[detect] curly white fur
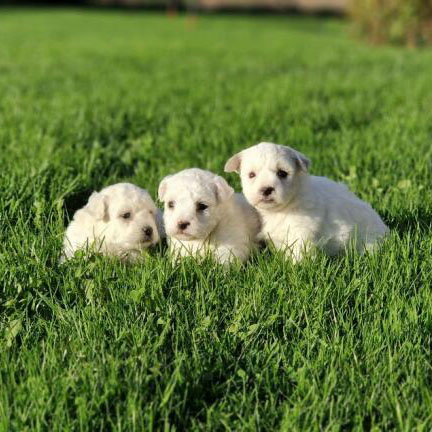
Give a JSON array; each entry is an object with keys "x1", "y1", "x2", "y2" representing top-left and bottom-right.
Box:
[
  {"x1": 225, "y1": 142, "x2": 388, "y2": 261},
  {"x1": 158, "y1": 168, "x2": 261, "y2": 265},
  {"x1": 62, "y1": 183, "x2": 164, "y2": 262}
]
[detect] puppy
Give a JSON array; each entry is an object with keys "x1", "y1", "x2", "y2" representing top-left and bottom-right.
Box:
[
  {"x1": 225, "y1": 142, "x2": 388, "y2": 261},
  {"x1": 158, "y1": 168, "x2": 261, "y2": 265},
  {"x1": 62, "y1": 183, "x2": 163, "y2": 262}
]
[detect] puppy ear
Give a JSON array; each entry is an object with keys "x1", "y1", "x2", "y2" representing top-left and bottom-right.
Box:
[
  {"x1": 281, "y1": 147, "x2": 310, "y2": 173},
  {"x1": 224, "y1": 152, "x2": 242, "y2": 173},
  {"x1": 85, "y1": 191, "x2": 109, "y2": 221},
  {"x1": 293, "y1": 150, "x2": 310, "y2": 172},
  {"x1": 214, "y1": 175, "x2": 234, "y2": 203},
  {"x1": 158, "y1": 175, "x2": 172, "y2": 202}
]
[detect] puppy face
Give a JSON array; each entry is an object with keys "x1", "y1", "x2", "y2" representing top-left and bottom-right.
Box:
[
  {"x1": 81, "y1": 183, "x2": 161, "y2": 254},
  {"x1": 158, "y1": 168, "x2": 233, "y2": 241},
  {"x1": 225, "y1": 142, "x2": 310, "y2": 211}
]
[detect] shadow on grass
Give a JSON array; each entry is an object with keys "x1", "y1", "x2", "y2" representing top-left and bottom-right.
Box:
[
  {"x1": 63, "y1": 188, "x2": 94, "y2": 223},
  {"x1": 382, "y1": 207, "x2": 432, "y2": 234},
  {"x1": 63, "y1": 157, "x2": 138, "y2": 223}
]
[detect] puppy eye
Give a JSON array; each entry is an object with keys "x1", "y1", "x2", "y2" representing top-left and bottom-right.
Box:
[
  {"x1": 168, "y1": 201, "x2": 175, "y2": 209},
  {"x1": 249, "y1": 172, "x2": 256, "y2": 179},
  {"x1": 196, "y1": 202, "x2": 208, "y2": 212},
  {"x1": 277, "y1": 170, "x2": 288, "y2": 179},
  {"x1": 121, "y1": 212, "x2": 131, "y2": 219}
]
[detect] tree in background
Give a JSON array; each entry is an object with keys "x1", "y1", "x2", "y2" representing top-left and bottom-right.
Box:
[{"x1": 351, "y1": 0, "x2": 432, "y2": 46}]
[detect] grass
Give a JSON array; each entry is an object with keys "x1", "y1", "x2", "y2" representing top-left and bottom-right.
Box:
[{"x1": 1, "y1": 8, "x2": 432, "y2": 431}]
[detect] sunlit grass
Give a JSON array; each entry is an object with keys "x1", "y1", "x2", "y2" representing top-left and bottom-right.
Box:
[{"x1": 1, "y1": 9, "x2": 432, "y2": 430}]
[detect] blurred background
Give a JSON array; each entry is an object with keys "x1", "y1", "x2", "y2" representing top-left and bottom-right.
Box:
[
  {"x1": 0, "y1": 0, "x2": 348, "y2": 12},
  {"x1": 2, "y1": 0, "x2": 431, "y2": 46},
  {"x1": 69, "y1": 0, "x2": 347, "y2": 13}
]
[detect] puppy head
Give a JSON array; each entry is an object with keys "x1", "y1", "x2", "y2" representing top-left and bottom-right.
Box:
[
  {"x1": 158, "y1": 168, "x2": 234, "y2": 241},
  {"x1": 80, "y1": 183, "x2": 161, "y2": 255},
  {"x1": 225, "y1": 142, "x2": 310, "y2": 210}
]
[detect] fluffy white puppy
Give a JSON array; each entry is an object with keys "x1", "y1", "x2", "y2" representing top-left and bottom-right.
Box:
[
  {"x1": 158, "y1": 168, "x2": 261, "y2": 265},
  {"x1": 225, "y1": 142, "x2": 388, "y2": 261},
  {"x1": 62, "y1": 183, "x2": 163, "y2": 262}
]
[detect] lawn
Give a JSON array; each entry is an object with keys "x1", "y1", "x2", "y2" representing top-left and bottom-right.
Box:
[{"x1": 1, "y1": 8, "x2": 432, "y2": 431}]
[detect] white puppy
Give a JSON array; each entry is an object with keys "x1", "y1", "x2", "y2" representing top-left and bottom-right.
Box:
[
  {"x1": 62, "y1": 183, "x2": 163, "y2": 262},
  {"x1": 158, "y1": 168, "x2": 261, "y2": 265},
  {"x1": 225, "y1": 142, "x2": 388, "y2": 261}
]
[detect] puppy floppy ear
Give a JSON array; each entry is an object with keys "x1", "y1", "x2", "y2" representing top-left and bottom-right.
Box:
[
  {"x1": 158, "y1": 175, "x2": 172, "y2": 202},
  {"x1": 281, "y1": 147, "x2": 310, "y2": 173},
  {"x1": 85, "y1": 192, "x2": 109, "y2": 221},
  {"x1": 214, "y1": 175, "x2": 234, "y2": 203},
  {"x1": 293, "y1": 150, "x2": 310, "y2": 172},
  {"x1": 224, "y1": 152, "x2": 242, "y2": 174}
]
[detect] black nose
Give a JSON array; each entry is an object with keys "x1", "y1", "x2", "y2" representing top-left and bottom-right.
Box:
[
  {"x1": 178, "y1": 221, "x2": 190, "y2": 231},
  {"x1": 261, "y1": 187, "x2": 274, "y2": 197},
  {"x1": 143, "y1": 226, "x2": 153, "y2": 238}
]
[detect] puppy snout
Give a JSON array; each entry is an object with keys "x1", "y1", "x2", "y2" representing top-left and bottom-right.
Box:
[
  {"x1": 143, "y1": 226, "x2": 153, "y2": 239},
  {"x1": 261, "y1": 187, "x2": 275, "y2": 197},
  {"x1": 177, "y1": 221, "x2": 190, "y2": 231}
]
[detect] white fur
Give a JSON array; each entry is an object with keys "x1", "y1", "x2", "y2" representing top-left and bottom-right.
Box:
[
  {"x1": 62, "y1": 183, "x2": 164, "y2": 262},
  {"x1": 225, "y1": 142, "x2": 388, "y2": 261},
  {"x1": 158, "y1": 168, "x2": 261, "y2": 265}
]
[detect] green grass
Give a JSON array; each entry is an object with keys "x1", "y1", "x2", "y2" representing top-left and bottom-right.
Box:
[{"x1": 1, "y1": 8, "x2": 432, "y2": 431}]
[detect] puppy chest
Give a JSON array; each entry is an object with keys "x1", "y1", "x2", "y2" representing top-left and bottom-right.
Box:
[{"x1": 262, "y1": 213, "x2": 320, "y2": 243}]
